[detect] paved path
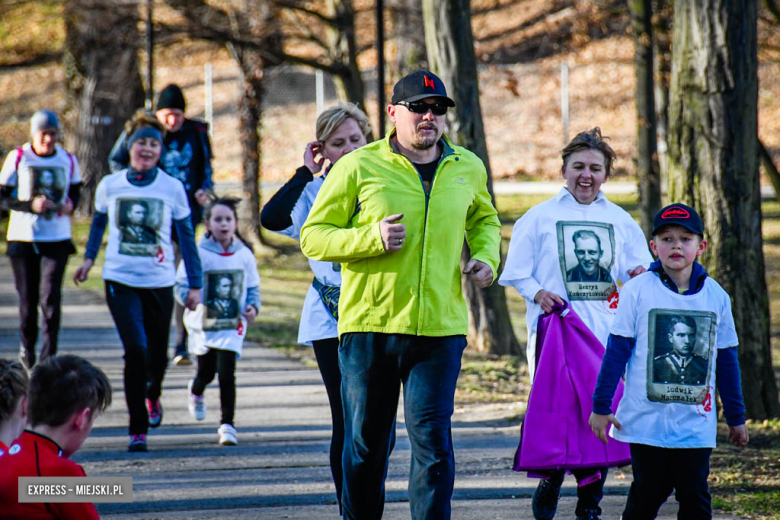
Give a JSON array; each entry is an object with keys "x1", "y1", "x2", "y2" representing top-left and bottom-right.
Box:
[{"x1": 0, "y1": 256, "x2": 741, "y2": 519}]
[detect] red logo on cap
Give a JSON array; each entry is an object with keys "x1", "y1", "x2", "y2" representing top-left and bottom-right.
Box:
[
  {"x1": 661, "y1": 207, "x2": 690, "y2": 220},
  {"x1": 424, "y1": 75, "x2": 435, "y2": 89}
]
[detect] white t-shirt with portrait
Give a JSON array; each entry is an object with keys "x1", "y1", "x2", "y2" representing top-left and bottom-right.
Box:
[
  {"x1": 498, "y1": 188, "x2": 653, "y2": 376},
  {"x1": 95, "y1": 168, "x2": 190, "y2": 288},
  {"x1": 0, "y1": 143, "x2": 81, "y2": 242},
  {"x1": 177, "y1": 238, "x2": 260, "y2": 357},
  {"x1": 609, "y1": 272, "x2": 739, "y2": 448}
]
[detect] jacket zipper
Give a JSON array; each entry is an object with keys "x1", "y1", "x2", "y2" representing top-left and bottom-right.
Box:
[{"x1": 402, "y1": 153, "x2": 452, "y2": 335}]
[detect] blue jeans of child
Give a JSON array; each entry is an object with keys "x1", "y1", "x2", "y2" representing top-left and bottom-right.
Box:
[
  {"x1": 622, "y1": 443, "x2": 713, "y2": 520},
  {"x1": 339, "y1": 333, "x2": 467, "y2": 520}
]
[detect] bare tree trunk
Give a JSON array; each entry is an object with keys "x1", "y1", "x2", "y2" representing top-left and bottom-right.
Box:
[
  {"x1": 422, "y1": 0, "x2": 520, "y2": 356},
  {"x1": 63, "y1": 0, "x2": 145, "y2": 213},
  {"x1": 667, "y1": 0, "x2": 780, "y2": 419},
  {"x1": 389, "y1": 0, "x2": 427, "y2": 82},
  {"x1": 233, "y1": 46, "x2": 267, "y2": 246},
  {"x1": 630, "y1": 0, "x2": 661, "y2": 237},
  {"x1": 651, "y1": 0, "x2": 672, "y2": 179},
  {"x1": 326, "y1": 0, "x2": 366, "y2": 112}
]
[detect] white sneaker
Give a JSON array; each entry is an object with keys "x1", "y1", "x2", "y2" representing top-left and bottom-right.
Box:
[
  {"x1": 218, "y1": 424, "x2": 237, "y2": 446},
  {"x1": 188, "y1": 380, "x2": 206, "y2": 421}
]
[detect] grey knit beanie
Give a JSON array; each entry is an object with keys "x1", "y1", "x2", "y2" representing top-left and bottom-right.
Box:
[{"x1": 30, "y1": 110, "x2": 59, "y2": 137}]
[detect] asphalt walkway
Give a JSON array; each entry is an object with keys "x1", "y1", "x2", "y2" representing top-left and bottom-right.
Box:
[{"x1": 0, "y1": 255, "x2": 740, "y2": 519}]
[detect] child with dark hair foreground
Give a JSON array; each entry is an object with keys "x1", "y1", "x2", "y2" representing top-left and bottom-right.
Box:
[
  {"x1": 175, "y1": 197, "x2": 260, "y2": 446},
  {"x1": 590, "y1": 203, "x2": 748, "y2": 520},
  {"x1": 0, "y1": 355, "x2": 112, "y2": 520},
  {"x1": 0, "y1": 359, "x2": 29, "y2": 453}
]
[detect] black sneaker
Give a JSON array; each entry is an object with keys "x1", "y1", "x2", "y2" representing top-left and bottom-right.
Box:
[
  {"x1": 576, "y1": 509, "x2": 601, "y2": 520},
  {"x1": 128, "y1": 434, "x2": 147, "y2": 452},
  {"x1": 532, "y1": 474, "x2": 564, "y2": 520},
  {"x1": 147, "y1": 399, "x2": 163, "y2": 428}
]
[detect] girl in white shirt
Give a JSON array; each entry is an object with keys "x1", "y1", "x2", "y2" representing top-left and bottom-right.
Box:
[
  {"x1": 0, "y1": 110, "x2": 81, "y2": 369},
  {"x1": 175, "y1": 197, "x2": 260, "y2": 446}
]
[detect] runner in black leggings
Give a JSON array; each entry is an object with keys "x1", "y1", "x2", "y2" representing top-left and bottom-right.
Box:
[{"x1": 261, "y1": 103, "x2": 371, "y2": 510}]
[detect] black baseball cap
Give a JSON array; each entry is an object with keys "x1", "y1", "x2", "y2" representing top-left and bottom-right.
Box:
[
  {"x1": 391, "y1": 70, "x2": 455, "y2": 107},
  {"x1": 652, "y1": 203, "x2": 704, "y2": 236}
]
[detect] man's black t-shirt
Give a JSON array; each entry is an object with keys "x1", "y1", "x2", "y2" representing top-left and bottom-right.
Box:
[{"x1": 413, "y1": 158, "x2": 439, "y2": 193}]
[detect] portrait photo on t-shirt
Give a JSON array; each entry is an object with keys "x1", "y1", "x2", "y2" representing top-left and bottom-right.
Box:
[
  {"x1": 204, "y1": 270, "x2": 243, "y2": 331},
  {"x1": 116, "y1": 198, "x2": 163, "y2": 256},
  {"x1": 646, "y1": 309, "x2": 716, "y2": 404},
  {"x1": 556, "y1": 220, "x2": 616, "y2": 301},
  {"x1": 30, "y1": 166, "x2": 67, "y2": 203}
]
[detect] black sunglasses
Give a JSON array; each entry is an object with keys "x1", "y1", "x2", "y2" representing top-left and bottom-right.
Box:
[{"x1": 396, "y1": 100, "x2": 449, "y2": 116}]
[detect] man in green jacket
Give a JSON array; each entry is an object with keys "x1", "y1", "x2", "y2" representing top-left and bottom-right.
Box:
[{"x1": 301, "y1": 70, "x2": 501, "y2": 519}]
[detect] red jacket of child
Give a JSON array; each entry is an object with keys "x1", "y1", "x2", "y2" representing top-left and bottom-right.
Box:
[{"x1": 0, "y1": 430, "x2": 99, "y2": 519}]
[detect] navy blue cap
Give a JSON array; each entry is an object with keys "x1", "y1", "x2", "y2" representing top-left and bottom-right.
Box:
[
  {"x1": 391, "y1": 70, "x2": 455, "y2": 107},
  {"x1": 652, "y1": 203, "x2": 703, "y2": 236}
]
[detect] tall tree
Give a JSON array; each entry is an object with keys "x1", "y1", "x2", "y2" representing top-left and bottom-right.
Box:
[
  {"x1": 63, "y1": 0, "x2": 145, "y2": 212},
  {"x1": 667, "y1": 0, "x2": 780, "y2": 418},
  {"x1": 629, "y1": 0, "x2": 661, "y2": 237},
  {"x1": 651, "y1": 0, "x2": 673, "y2": 178},
  {"x1": 422, "y1": 0, "x2": 520, "y2": 356}
]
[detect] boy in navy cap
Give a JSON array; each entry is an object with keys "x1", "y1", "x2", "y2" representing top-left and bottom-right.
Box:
[{"x1": 589, "y1": 203, "x2": 749, "y2": 519}]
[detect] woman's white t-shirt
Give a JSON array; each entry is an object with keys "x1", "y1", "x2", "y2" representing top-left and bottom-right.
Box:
[
  {"x1": 177, "y1": 239, "x2": 260, "y2": 358},
  {"x1": 0, "y1": 143, "x2": 81, "y2": 242},
  {"x1": 499, "y1": 188, "x2": 653, "y2": 376},
  {"x1": 609, "y1": 273, "x2": 738, "y2": 448},
  {"x1": 273, "y1": 176, "x2": 341, "y2": 345},
  {"x1": 94, "y1": 168, "x2": 190, "y2": 288}
]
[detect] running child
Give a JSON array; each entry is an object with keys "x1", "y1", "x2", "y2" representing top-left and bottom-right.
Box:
[
  {"x1": 0, "y1": 355, "x2": 112, "y2": 519},
  {"x1": 176, "y1": 196, "x2": 260, "y2": 446},
  {"x1": 590, "y1": 203, "x2": 749, "y2": 519},
  {"x1": 0, "y1": 359, "x2": 29, "y2": 453}
]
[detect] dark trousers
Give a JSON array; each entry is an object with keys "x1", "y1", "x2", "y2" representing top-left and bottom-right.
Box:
[
  {"x1": 340, "y1": 333, "x2": 467, "y2": 520},
  {"x1": 191, "y1": 347, "x2": 237, "y2": 425},
  {"x1": 10, "y1": 252, "x2": 69, "y2": 365},
  {"x1": 105, "y1": 281, "x2": 173, "y2": 435},
  {"x1": 622, "y1": 443, "x2": 713, "y2": 520},
  {"x1": 313, "y1": 338, "x2": 344, "y2": 508}
]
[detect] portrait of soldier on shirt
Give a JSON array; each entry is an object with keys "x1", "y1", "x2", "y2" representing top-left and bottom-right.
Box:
[
  {"x1": 205, "y1": 272, "x2": 241, "y2": 327},
  {"x1": 652, "y1": 314, "x2": 709, "y2": 386}
]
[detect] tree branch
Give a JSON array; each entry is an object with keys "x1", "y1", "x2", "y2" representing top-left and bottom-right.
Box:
[
  {"x1": 765, "y1": 0, "x2": 780, "y2": 24},
  {"x1": 271, "y1": 0, "x2": 336, "y2": 26}
]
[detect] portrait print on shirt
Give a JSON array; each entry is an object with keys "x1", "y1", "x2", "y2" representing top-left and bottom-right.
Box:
[
  {"x1": 116, "y1": 198, "x2": 163, "y2": 256},
  {"x1": 556, "y1": 221, "x2": 616, "y2": 301},
  {"x1": 204, "y1": 270, "x2": 243, "y2": 331},
  {"x1": 30, "y1": 166, "x2": 67, "y2": 203},
  {"x1": 162, "y1": 141, "x2": 193, "y2": 186},
  {"x1": 647, "y1": 309, "x2": 716, "y2": 405}
]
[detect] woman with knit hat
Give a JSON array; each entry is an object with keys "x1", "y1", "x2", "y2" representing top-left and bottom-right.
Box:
[
  {"x1": 74, "y1": 110, "x2": 203, "y2": 453},
  {"x1": 109, "y1": 84, "x2": 215, "y2": 366},
  {"x1": 0, "y1": 110, "x2": 81, "y2": 369}
]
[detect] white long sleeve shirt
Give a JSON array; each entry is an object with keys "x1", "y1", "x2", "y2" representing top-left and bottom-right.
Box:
[{"x1": 499, "y1": 188, "x2": 653, "y2": 377}]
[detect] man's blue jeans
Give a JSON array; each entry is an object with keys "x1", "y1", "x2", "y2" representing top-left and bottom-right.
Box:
[{"x1": 339, "y1": 332, "x2": 467, "y2": 520}]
